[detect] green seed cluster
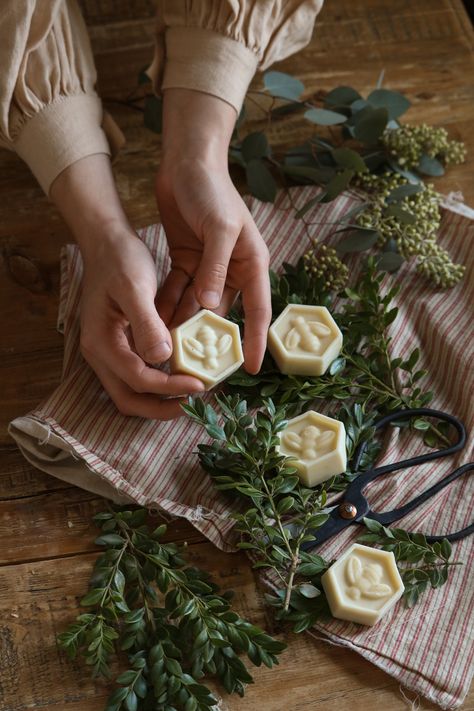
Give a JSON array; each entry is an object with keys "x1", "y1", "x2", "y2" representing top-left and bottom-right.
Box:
[
  {"x1": 303, "y1": 243, "x2": 349, "y2": 290},
  {"x1": 353, "y1": 172, "x2": 465, "y2": 289},
  {"x1": 416, "y1": 245, "x2": 466, "y2": 288},
  {"x1": 382, "y1": 124, "x2": 466, "y2": 168}
]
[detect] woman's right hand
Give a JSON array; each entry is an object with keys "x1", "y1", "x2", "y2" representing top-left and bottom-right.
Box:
[
  {"x1": 50, "y1": 154, "x2": 205, "y2": 419},
  {"x1": 79, "y1": 226, "x2": 205, "y2": 418}
]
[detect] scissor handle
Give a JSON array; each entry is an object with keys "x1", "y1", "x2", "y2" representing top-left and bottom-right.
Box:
[
  {"x1": 369, "y1": 462, "x2": 474, "y2": 541},
  {"x1": 352, "y1": 408, "x2": 466, "y2": 479}
]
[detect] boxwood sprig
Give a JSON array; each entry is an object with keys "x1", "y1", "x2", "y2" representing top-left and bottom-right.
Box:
[
  {"x1": 57, "y1": 508, "x2": 286, "y2": 710},
  {"x1": 359, "y1": 518, "x2": 461, "y2": 608}
]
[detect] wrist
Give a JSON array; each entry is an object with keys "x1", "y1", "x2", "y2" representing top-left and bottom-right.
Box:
[{"x1": 161, "y1": 88, "x2": 235, "y2": 169}]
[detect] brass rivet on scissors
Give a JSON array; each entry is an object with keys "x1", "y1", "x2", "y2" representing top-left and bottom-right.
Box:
[{"x1": 339, "y1": 502, "x2": 357, "y2": 519}]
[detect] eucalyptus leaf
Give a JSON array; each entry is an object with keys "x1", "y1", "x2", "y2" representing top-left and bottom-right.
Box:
[
  {"x1": 323, "y1": 169, "x2": 354, "y2": 201},
  {"x1": 387, "y1": 158, "x2": 422, "y2": 184},
  {"x1": 336, "y1": 229, "x2": 379, "y2": 253},
  {"x1": 331, "y1": 147, "x2": 367, "y2": 172},
  {"x1": 376, "y1": 251, "x2": 404, "y2": 272},
  {"x1": 304, "y1": 108, "x2": 347, "y2": 125},
  {"x1": 324, "y1": 86, "x2": 362, "y2": 107},
  {"x1": 282, "y1": 164, "x2": 335, "y2": 185},
  {"x1": 384, "y1": 205, "x2": 416, "y2": 223},
  {"x1": 367, "y1": 88, "x2": 411, "y2": 120},
  {"x1": 294, "y1": 196, "x2": 326, "y2": 218},
  {"x1": 241, "y1": 132, "x2": 271, "y2": 162},
  {"x1": 386, "y1": 182, "x2": 423, "y2": 203},
  {"x1": 417, "y1": 154, "x2": 445, "y2": 176},
  {"x1": 353, "y1": 107, "x2": 389, "y2": 144},
  {"x1": 263, "y1": 71, "x2": 304, "y2": 100},
  {"x1": 245, "y1": 159, "x2": 277, "y2": 202}
]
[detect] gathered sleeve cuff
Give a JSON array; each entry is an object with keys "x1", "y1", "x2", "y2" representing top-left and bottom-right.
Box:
[
  {"x1": 0, "y1": 0, "x2": 124, "y2": 194},
  {"x1": 13, "y1": 94, "x2": 111, "y2": 194},
  {"x1": 162, "y1": 26, "x2": 258, "y2": 115},
  {"x1": 150, "y1": 1, "x2": 324, "y2": 114}
]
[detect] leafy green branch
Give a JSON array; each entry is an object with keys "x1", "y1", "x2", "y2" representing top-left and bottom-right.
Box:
[
  {"x1": 57, "y1": 508, "x2": 286, "y2": 710},
  {"x1": 359, "y1": 518, "x2": 461, "y2": 607}
]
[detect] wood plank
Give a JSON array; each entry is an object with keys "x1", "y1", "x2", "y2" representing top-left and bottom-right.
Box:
[
  {"x1": 0, "y1": 449, "x2": 71, "y2": 499},
  {"x1": 0, "y1": 544, "x2": 445, "y2": 711},
  {"x1": 0, "y1": 489, "x2": 207, "y2": 566},
  {"x1": 0, "y1": 0, "x2": 473, "y2": 708}
]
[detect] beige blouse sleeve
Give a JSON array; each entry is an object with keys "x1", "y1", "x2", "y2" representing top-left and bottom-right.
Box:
[
  {"x1": 0, "y1": 0, "x2": 122, "y2": 195},
  {"x1": 150, "y1": 1, "x2": 324, "y2": 113}
]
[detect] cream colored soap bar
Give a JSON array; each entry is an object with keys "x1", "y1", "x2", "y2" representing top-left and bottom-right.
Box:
[
  {"x1": 277, "y1": 410, "x2": 346, "y2": 487},
  {"x1": 170, "y1": 309, "x2": 244, "y2": 389},
  {"x1": 268, "y1": 304, "x2": 342, "y2": 376},
  {"x1": 321, "y1": 543, "x2": 405, "y2": 626}
]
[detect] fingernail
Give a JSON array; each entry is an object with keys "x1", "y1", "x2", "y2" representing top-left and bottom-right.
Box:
[
  {"x1": 200, "y1": 290, "x2": 220, "y2": 309},
  {"x1": 148, "y1": 341, "x2": 171, "y2": 363}
]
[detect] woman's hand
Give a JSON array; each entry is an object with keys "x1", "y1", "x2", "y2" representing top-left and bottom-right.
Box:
[
  {"x1": 50, "y1": 155, "x2": 205, "y2": 419},
  {"x1": 156, "y1": 89, "x2": 272, "y2": 374}
]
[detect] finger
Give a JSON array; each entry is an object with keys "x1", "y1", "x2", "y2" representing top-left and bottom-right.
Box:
[
  {"x1": 156, "y1": 268, "x2": 192, "y2": 326},
  {"x1": 193, "y1": 220, "x2": 239, "y2": 309},
  {"x1": 169, "y1": 283, "x2": 201, "y2": 328},
  {"x1": 82, "y1": 325, "x2": 205, "y2": 396},
  {"x1": 240, "y1": 236, "x2": 271, "y2": 374},
  {"x1": 87, "y1": 358, "x2": 188, "y2": 420},
  {"x1": 120, "y1": 287, "x2": 173, "y2": 365},
  {"x1": 213, "y1": 286, "x2": 239, "y2": 317}
]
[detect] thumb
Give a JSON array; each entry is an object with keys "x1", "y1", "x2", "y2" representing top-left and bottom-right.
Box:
[
  {"x1": 122, "y1": 290, "x2": 172, "y2": 365},
  {"x1": 193, "y1": 226, "x2": 238, "y2": 309}
]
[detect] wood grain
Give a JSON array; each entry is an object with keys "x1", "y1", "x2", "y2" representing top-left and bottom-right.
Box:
[
  {"x1": 0, "y1": 0, "x2": 473, "y2": 709},
  {"x1": 0, "y1": 544, "x2": 446, "y2": 711}
]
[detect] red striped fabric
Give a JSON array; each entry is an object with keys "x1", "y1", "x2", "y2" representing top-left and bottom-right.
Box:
[{"x1": 19, "y1": 188, "x2": 474, "y2": 708}]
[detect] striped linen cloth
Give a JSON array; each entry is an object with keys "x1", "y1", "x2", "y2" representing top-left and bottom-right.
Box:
[{"x1": 9, "y1": 187, "x2": 474, "y2": 709}]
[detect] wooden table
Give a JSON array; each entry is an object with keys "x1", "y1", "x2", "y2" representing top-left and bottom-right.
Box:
[{"x1": 1, "y1": 1, "x2": 473, "y2": 709}]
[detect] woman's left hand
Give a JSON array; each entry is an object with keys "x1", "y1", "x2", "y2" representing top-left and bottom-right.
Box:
[{"x1": 155, "y1": 89, "x2": 271, "y2": 374}]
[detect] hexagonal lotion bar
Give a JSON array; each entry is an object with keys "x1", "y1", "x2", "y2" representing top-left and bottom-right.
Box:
[
  {"x1": 321, "y1": 543, "x2": 405, "y2": 626},
  {"x1": 170, "y1": 309, "x2": 244, "y2": 389},
  {"x1": 277, "y1": 410, "x2": 347, "y2": 487},
  {"x1": 267, "y1": 304, "x2": 342, "y2": 376}
]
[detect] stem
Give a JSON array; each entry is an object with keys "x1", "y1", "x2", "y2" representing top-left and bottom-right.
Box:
[
  {"x1": 99, "y1": 542, "x2": 128, "y2": 610},
  {"x1": 283, "y1": 555, "x2": 299, "y2": 612},
  {"x1": 118, "y1": 522, "x2": 157, "y2": 633}
]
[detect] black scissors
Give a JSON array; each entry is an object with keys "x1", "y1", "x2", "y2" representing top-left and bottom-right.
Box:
[{"x1": 301, "y1": 408, "x2": 474, "y2": 552}]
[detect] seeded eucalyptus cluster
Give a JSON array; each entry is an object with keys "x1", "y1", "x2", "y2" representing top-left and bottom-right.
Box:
[
  {"x1": 136, "y1": 68, "x2": 466, "y2": 288},
  {"x1": 381, "y1": 123, "x2": 466, "y2": 170},
  {"x1": 58, "y1": 508, "x2": 285, "y2": 711},
  {"x1": 352, "y1": 172, "x2": 465, "y2": 288},
  {"x1": 232, "y1": 72, "x2": 466, "y2": 289}
]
